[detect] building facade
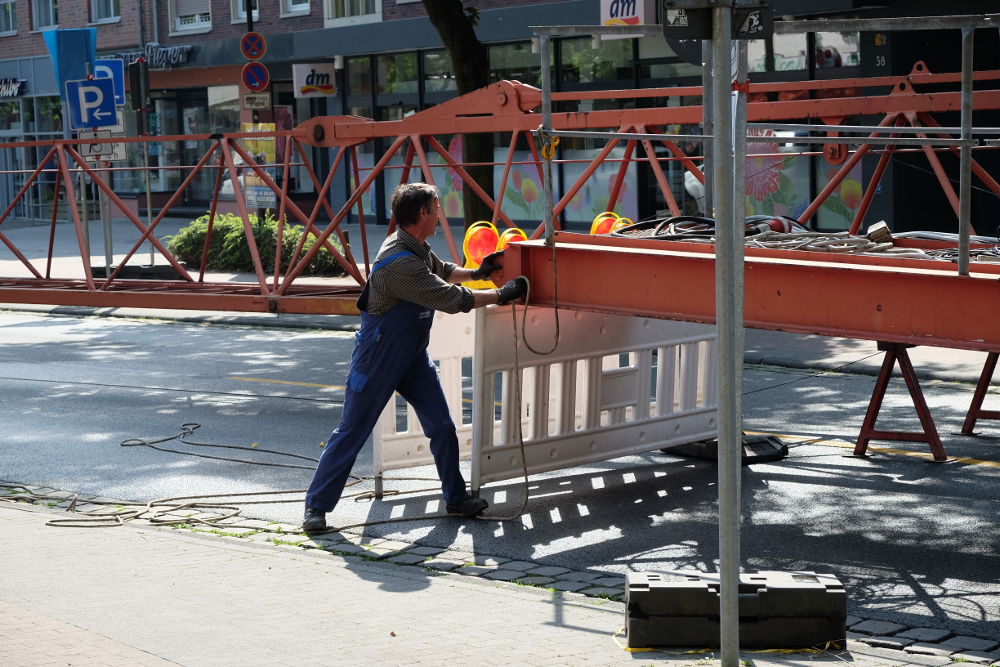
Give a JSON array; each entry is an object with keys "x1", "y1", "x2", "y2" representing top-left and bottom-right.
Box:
[{"x1": 0, "y1": 0, "x2": 996, "y2": 230}]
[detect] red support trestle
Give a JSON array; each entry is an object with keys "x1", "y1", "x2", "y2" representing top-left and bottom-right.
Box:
[
  {"x1": 853, "y1": 342, "x2": 949, "y2": 462},
  {"x1": 961, "y1": 352, "x2": 1000, "y2": 435}
]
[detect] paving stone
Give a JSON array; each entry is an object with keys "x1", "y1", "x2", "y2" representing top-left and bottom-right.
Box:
[
  {"x1": 899, "y1": 628, "x2": 953, "y2": 642},
  {"x1": 548, "y1": 580, "x2": 591, "y2": 592},
  {"x1": 495, "y1": 561, "x2": 541, "y2": 572},
  {"x1": 845, "y1": 615, "x2": 863, "y2": 627},
  {"x1": 322, "y1": 542, "x2": 372, "y2": 557},
  {"x1": 469, "y1": 555, "x2": 510, "y2": 566},
  {"x1": 846, "y1": 631, "x2": 867, "y2": 639},
  {"x1": 944, "y1": 637, "x2": 1000, "y2": 652},
  {"x1": 581, "y1": 587, "x2": 624, "y2": 600},
  {"x1": 524, "y1": 566, "x2": 571, "y2": 577},
  {"x1": 860, "y1": 635, "x2": 915, "y2": 650},
  {"x1": 386, "y1": 553, "x2": 429, "y2": 566},
  {"x1": 421, "y1": 559, "x2": 464, "y2": 572},
  {"x1": 483, "y1": 570, "x2": 524, "y2": 582},
  {"x1": 515, "y1": 576, "x2": 556, "y2": 586},
  {"x1": 455, "y1": 565, "x2": 497, "y2": 576},
  {"x1": 852, "y1": 619, "x2": 908, "y2": 636},
  {"x1": 590, "y1": 576, "x2": 626, "y2": 587},
  {"x1": 554, "y1": 571, "x2": 602, "y2": 583},
  {"x1": 951, "y1": 650, "x2": 1000, "y2": 664},
  {"x1": 905, "y1": 642, "x2": 957, "y2": 656},
  {"x1": 404, "y1": 546, "x2": 446, "y2": 557}
]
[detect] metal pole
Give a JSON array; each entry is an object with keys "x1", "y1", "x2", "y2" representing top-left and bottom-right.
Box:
[
  {"x1": 79, "y1": 166, "x2": 91, "y2": 262},
  {"x1": 99, "y1": 168, "x2": 114, "y2": 278},
  {"x1": 958, "y1": 27, "x2": 974, "y2": 276},
  {"x1": 540, "y1": 34, "x2": 555, "y2": 245},
  {"x1": 702, "y1": 41, "x2": 714, "y2": 214},
  {"x1": 711, "y1": 6, "x2": 740, "y2": 665},
  {"x1": 142, "y1": 140, "x2": 155, "y2": 266}
]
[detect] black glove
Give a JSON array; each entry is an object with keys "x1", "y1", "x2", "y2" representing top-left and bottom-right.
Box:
[
  {"x1": 471, "y1": 249, "x2": 504, "y2": 280},
  {"x1": 496, "y1": 277, "x2": 528, "y2": 305}
]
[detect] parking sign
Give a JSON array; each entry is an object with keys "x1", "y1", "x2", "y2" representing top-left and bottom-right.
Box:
[
  {"x1": 94, "y1": 59, "x2": 126, "y2": 106},
  {"x1": 65, "y1": 78, "x2": 118, "y2": 130}
]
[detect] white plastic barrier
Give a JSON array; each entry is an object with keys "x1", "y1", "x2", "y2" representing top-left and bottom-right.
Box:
[
  {"x1": 372, "y1": 309, "x2": 477, "y2": 478},
  {"x1": 470, "y1": 306, "x2": 718, "y2": 490},
  {"x1": 372, "y1": 306, "x2": 718, "y2": 492}
]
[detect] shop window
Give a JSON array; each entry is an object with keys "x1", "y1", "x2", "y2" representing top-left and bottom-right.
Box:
[
  {"x1": 207, "y1": 85, "x2": 240, "y2": 132},
  {"x1": 232, "y1": 0, "x2": 258, "y2": 22},
  {"x1": 423, "y1": 50, "x2": 455, "y2": 94},
  {"x1": 170, "y1": 0, "x2": 211, "y2": 33},
  {"x1": 0, "y1": 100, "x2": 20, "y2": 132},
  {"x1": 815, "y1": 32, "x2": 860, "y2": 69},
  {"x1": 347, "y1": 56, "x2": 372, "y2": 96},
  {"x1": 32, "y1": 0, "x2": 58, "y2": 30},
  {"x1": 490, "y1": 42, "x2": 550, "y2": 88},
  {"x1": 35, "y1": 97, "x2": 62, "y2": 133},
  {"x1": 377, "y1": 53, "x2": 417, "y2": 94},
  {"x1": 282, "y1": 0, "x2": 309, "y2": 15},
  {"x1": 92, "y1": 0, "x2": 120, "y2": 22},
  {"x1": 749, "y1": 33, "x2": 807, "y2": 72},
  {"x1": 0, "y1": 0, "x2": 16, "y2": 34},
  {"x1": 561, "y1": 37, "x2": 633, "y2": 85},
  {"x1": 325, "y1": 0, "x2": 379, "y2": 27}
]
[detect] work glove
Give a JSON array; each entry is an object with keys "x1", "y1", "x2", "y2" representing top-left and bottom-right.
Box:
[
  {"x1": 496, "y1": 277, "x2": 528, "y2": 305},
  {"x1": 471, "y1": 250, "x2": 504, "y2": 280}
]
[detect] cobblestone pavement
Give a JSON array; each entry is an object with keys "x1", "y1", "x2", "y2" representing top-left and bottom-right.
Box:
[{"x1": 3, "y1": 484, "x2": 999, "y2": 666}]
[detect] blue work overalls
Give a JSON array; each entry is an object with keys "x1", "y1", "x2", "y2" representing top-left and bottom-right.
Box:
[{"x1": 305, "y1": 251, "x2": 468, "y2": 513}]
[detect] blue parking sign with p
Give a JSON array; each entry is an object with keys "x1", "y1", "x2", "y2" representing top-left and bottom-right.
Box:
[
  {"x1": 66, "y1": 78, "x2": 118, "y2": 130},
  {"x1": 94, "y1": 59, "x2": 126, "y2": 106}
]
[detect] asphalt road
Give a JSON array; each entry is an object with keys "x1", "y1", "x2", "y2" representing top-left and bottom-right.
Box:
[{"x1": 1, "y1": 309, "x2": 997, "y2": 642}]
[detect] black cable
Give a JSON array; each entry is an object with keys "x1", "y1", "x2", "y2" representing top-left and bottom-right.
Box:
[{"x1": 742, "y1": 351, "x2": 883, "y2": 397}]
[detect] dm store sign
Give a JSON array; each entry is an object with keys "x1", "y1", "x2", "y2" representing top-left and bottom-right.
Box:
[
  {"x1": 600, "y1": 0, "x2": 653, "y2": 35},
  {"x1": 293, "y1": 63, "x2": 336, "y2": 98}
]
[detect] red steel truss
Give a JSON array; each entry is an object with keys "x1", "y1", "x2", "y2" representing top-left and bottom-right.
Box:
[
  {"x1": 1, "y1": 63, "x2": 999, "y2": 457},
  {"x1": 1, "y1": 62, "x2": 998, "y2": 316}
]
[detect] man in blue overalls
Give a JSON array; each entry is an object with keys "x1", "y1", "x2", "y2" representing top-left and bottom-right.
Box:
[{"x1": 303, "y1": 182, "x2": 528, "y2": 533}]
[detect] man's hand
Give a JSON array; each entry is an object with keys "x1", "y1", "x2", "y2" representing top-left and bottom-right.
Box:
[
  {"x1": 496, "y1": 277, "x2": 528, "y2": 305},
  {"x1": 471, "y1": 250, "x2": 504, "y2": 280}
]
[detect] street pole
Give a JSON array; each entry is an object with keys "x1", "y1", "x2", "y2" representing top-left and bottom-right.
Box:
[{"x1": 711, "y1": 5, "x2": 742, "y2": 666}]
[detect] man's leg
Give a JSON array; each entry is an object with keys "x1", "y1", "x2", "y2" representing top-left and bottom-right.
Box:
[
  {"x1": 304, "y1": 384, "x2": 392, "y2": 514},
  {"x1": 305, "y1": 331, "x2": 401, "y2": 515},
  {"x1": 396, "y1": 352, "x2": 487, "y2": 517}
]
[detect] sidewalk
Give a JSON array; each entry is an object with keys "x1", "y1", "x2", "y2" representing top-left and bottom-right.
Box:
[{"x1": 1, "y1": 500, "x2": 979, "y2": 667}]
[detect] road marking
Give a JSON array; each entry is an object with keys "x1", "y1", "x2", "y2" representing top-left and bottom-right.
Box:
[
  {"x1": 753, "y1": 430, "x2": 1000, "y2": 469},
  {"x1": 228, "y1": 376, "x2": 345, "y2": 390},
  {"x1": 229, "y1": 376, "x2": 504, "y2": 407}
]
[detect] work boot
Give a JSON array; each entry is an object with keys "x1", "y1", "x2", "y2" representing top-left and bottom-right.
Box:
[
  {"x1": 302, "y1": 506, "x2": 328, "y2": 533},
  {"x1": 445, "y1": 496, "x2": 489, "y2": 517}
]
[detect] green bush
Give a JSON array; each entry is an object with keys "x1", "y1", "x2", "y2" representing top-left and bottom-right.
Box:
[{"x1": 166, "y1": 211, "x2": 347, "y2": 276}]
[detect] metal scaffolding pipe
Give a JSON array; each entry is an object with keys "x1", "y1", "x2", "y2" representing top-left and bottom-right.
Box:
[
  {"x1": 711, "y1": 7, "x2": 740, "y2": 664},
  {"x1": 959, "y1": 28, "x2": 974, "y2": 276}
]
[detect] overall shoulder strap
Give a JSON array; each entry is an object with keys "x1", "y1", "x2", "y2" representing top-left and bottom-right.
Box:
[{"x1": 370, "y1": 249, "x2": 414, "y2": 274}]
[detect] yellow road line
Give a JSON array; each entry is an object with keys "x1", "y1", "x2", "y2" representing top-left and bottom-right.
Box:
[
  {"x1": 228, "y1": 376, "x2": 345, "y2": 390},
  {"x1": 230, "y1": 376, "x2": 502, "y2": 406},
  {"x1": 752, "y1": 430, "x2": 1000, "y2": 469}
]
